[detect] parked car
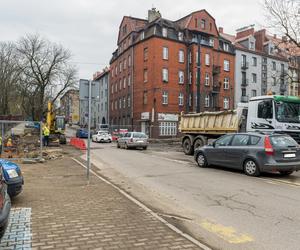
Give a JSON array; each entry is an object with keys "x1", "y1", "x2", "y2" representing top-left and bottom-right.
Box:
[
  {"x1": 0, "y1": 159, "x2": 24, "y2": 197},
  {"x1": 117, "y1": 132, "x2": 148, "y2": 150},
  {"x1": 194, "y1": 132, "x2": 300, "y2": 177},
  {"x1": 92, "y1": 131, "x2": 112, "y2": 143},
  {"x1": 76, "y1": 129, "x2": 91, "y2": 138},
  {"x1": 0, "y1": 165, "x2": 11, "y2": 238}
]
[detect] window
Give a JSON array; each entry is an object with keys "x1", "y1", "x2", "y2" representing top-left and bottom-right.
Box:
[
  {"x1": 224, "y1": 60, "x2": 230, "y2": 71},
  {"x1": 251, "y1": 89, "x2": 257, "y2": 97},
  {"x1": 178, "y1": 71, "x2": 184, "y2": 84},
  {"x1": 205, "y1": 95, "x2": 210, "y2": 107},
  {"x1": 162, "y1": 91, "x2": 168, "y2": 104},
  {"x1": 179, "y1": 50, "x2": 184, "y2": 63},
  {"x1": 189, "y1": 94, "x2": 192, "y2": 107},
  {"x1": 140, "y1": 31, "x2": 145, "y2": 40},
  {"x1": 272, "y1": 61, "x2": 276, "y2": 70},
  {"x1": 162, "y1": 68, "x2": 168, "y2": 82},
  {"x1": 144, "y1": 69, "x2": 148, "y2": 83},
  {"x1": 123, "y1": 59, "x2": 126, "y2": 69},
  {"x1": 144, "y1": 47, "x2": 148, "y2": 61},
  {"x1": 223, "y1": 97, "x2": 229, "y2": 109},
  {"x1": 215, "y1": 135, "x2": 233, "y2": 147},
  {"x1": 111, "y1": 102, "x2": 114, "y2": 111},
  {"x1": 128, "y1": 74, "x2": 131, "y2": 86},
  {"x1": 123, "y1": 77, "x2": 126, "y2": 88},
  {"x1": 128, "y1": 55, "x2": 131, "y2": 67},
  {"x1": 119, "y1": 98, "x2": 122, "y2": 109},
  {"x1": 115, "y1": 100, "x2": 117, "y2": 110},
  {"x1": 111, "y1": 84, "x2": 114, "y2": 94},
  {"x1": 224, "y1": 77, "x2": 229, "y2": 89},
  {"x1": 163, "y1": 47, "x2": 168, "y2": 60},
  {"x1": 223, "y1": 43, "x2": 229, "y2": 51},
  {"x1": 231, "y1": 135, "x2": 250, "y2": 146},
  {"x1": 111, "y1": 67, "x2": 114, "y2": 77},
  {"x1": 262, "y1": 65, "x2": 267, "y2": 71},
  {"x1": 272, "y1": 77, "x2": 276, "y2": 86},
  {"x1": 115, "y1": 66, "x2": 118, "y2": 76},
  {"x1": 209, "y1": 23, "x2": 212, "y2": 31},
  {"x1": 252, "y1": 57, "x2": 257, "y2": 66},
  {"x1": 252, "y1": 73, "x2": 257, "y2": 83},
  {"x1": 205, "y1": 54, "x2": 210, "y2": 66},
  {"x1": 242, "y1": 54, "x2": 247, "y2": 67},
  {"x1": 115, "y1": 83, "x2": 117, "y2": 92},
  {"x1": 143, "y1": 91, "x2": 147, "y2": 105},
  {"x1": 209, "y1": 38, "x2": 214, "y2": 47},
  {"x1": 119, "y1": 79, "x2": 122, "y2": 90},
  {"x1": 178, "y1": 92, "x2": 184, "y2": 106},
  {"x1": 242, "y1": 88, "x2": 246, "y2": 96},
  {"x1": 127, "y1": 95, "x2": 131, "y2": 107},
  {"x1": 200, "y1": 19, "x2": 206, "y2": 29},
  {"x1": 258, "y1": 100, "x2": 273, "y2": 119},
  {"x1": 205, "y1": 73, "x2": 210, "y2": 86},
  {"x1": 263, "y1": 57, "x2": 267, "y2": 64},
  {"x1": 159, "y1": 122, "x2": 177, "y2": 136},
  {"x1": 162, "y1": 27, "x2": 168, "y2": 37},
  {"x1": 194, "y1": 18, "x2": 198, "y2": 28},
  {"x1": 250, "y1": 42, "x2": 255, "y2": 50},
  {"x1": 250, "y1": 136, "x2": 261, "y2": 145},
  {"x1": 178, "y1": 32, "x2": 183, "y2": 41},
  {"x1": 189, "y1": 71, "x2": 192, "y2": 84},
  {"x1": 281, "y1": 63, "x2": 284, "y2": 74},
  {"x1": 119, "y1": 61, "x2": 122, "y2": 72},
  {"x1": 123, "y1": 97, "x2": 126, "y2": 108}
]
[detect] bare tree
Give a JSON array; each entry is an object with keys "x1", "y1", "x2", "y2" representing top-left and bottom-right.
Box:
[
  {"x1": 0, "y1": 42, "x2": 21, "y2": 115},
  {"x1": 16, "y1": 34, "x2": 77, "y2": 120}
]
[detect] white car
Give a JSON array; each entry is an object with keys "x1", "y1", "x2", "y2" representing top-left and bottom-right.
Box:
[{"x1": 92, "y1": 132, "x2": 112, "y2": 143}]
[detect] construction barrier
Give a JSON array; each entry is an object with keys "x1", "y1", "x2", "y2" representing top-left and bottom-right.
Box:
[{"x1": 70, "y1": 138, "x2": 86, "y2": 150}]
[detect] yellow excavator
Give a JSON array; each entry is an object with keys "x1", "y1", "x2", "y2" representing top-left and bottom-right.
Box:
[{"x1": 46, "y1": 101, "x2": 66, "y2": 144}]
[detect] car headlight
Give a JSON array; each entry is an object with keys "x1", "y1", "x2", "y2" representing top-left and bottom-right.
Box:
[{"x1": 6, "y1": 169, "x2": 19, "y2": 179}]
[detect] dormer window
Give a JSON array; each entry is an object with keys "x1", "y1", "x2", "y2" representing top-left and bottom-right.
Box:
[
  {"x1": 209, "y1": 38, "x2": 214, "y2": 47},
  {"x1": 162, "y1": 27, "x2": 168, "y2": 38},
  {"x1": 200, "y1": 19, "x2": 206, "y2": 29},
  {"x1": 250, "y1": 41, "x2": 255, "y2": 50},
  {"x1": 140, "y1": 31, "x2": 145, "y2": 40},
  {"x1": 223, "y1": 43, "x2": 229, "y2": 52},
  {"x1": 178, "y1": 32, "x2": 183, "y2": 41}
]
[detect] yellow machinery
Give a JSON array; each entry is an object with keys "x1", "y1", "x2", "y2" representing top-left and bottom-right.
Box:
[{"x1": 46, "y1": 101, "x2": 66, "y2": 144}]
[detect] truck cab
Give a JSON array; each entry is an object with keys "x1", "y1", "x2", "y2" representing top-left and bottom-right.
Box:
[{"x1": 247, "y1": 95, "x2": 300, "y2": 143}]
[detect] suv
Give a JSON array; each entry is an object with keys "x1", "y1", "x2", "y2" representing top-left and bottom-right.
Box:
[
  {"x1": 0, "y1": 165, "x2": 11, "y2": 238},
  {"x1": 194, "y1": 132, "x2": 300, "y2": 176},
  {"x1": 117, "y1": 132, "x2": 148, "y2": 150}
]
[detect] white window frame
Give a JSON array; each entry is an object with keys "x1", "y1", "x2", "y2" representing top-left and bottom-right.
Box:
[
  {"x1": 205, "y1": 95, "x2": 210, "y2": 107},
  {"x1": 123, "y1": 78, "x2": 126, "y2": 88},
  {"x1": 205, "y1": 53, "x2": 210, "y2": 66},
  {"x1": 224, "y1": 97, "x2": 229, "y2": 109},
  {"x1": 162, "y1": 27, "x2": 168, "y2": 37},
  {"x1": 140, "y1": 31, "x2": 145, "y2": 40},
  {"x1": 205, "y1": 73, "x2": 210, "y2": 86},
  {"x1": 162, "y1": 91, "x2": 168, "y2": 104},
  {"x1": 178, "y1": 32, "x2": 183, "y2": 41},
  {"x1": 179, "y1": 50, "x2": 184, "y2": 63},
  {"x1": 178, "y1": 92, "x2": 184, "y2": 106},
  {"x1": 223, "y1": 43, "x2": 229, "y2": 51},
  {"x1": 252, "y1": 57, "x2": 257, "y2": 66},
  {"x1": 162, "y1": 68, "x2": 168, "y2": 82},
  {"x1": 123, "y1": 97, "x2": 126, "y2": 108},
  {"x1": 178, "y1": 70, "x2": 184, "y2": 84},
  {"x1": 163, "y1": 47, "x2": 169, "y2": 60},
  {"x1": 144, "y1": 69, "x2": 148, "y2": 83},
  {"x1": 224, "y1": 77, "x2": 229, "y2": 89},
  {"x1": 224, "y1": 60, "x2": 230, "y2": 71},
  {"x1": 252, "y1": 73, "x2": 257, "y2": 83},
  {"x1": 159, "y1": 122, "x2": 177, "y2": 136}
]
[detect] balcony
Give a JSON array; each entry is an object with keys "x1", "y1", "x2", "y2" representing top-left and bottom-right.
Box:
[
  {"x1": 241, "y1": 96, "x2": 249, "y2": 103},
  {"x1": 211, "y1": 81, "x2": 221, "y2": 94},
  {"x1": 213, "y1": 65, "x2": 221, "y2": 75},
  {"x1": 241, "y1": 62, "x2": 249, "y2": 70},
  {"x1": 241, "y1": 79, "x2": 249, "y2": 86}
]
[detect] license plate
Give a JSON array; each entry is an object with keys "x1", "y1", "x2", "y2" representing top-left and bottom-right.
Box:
[
  {"x1": 284, "y1": 153, "x2": 296, "y2": 158},
  {"x1": 137, "y1": 140, "x2": 144, "y2": 143}
]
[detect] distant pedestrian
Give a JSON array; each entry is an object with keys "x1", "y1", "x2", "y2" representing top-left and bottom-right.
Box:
[
  {"x1": 43, "y1": 125, "x2": 50, "y2": 147},
  {"x1": 6, "y1": 138, "x2": 13, "y2": 158}
]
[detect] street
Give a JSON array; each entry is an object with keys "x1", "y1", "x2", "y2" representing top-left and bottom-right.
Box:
[{"x1": 80, "y1": 137, "x2": 300, "y2": 250}]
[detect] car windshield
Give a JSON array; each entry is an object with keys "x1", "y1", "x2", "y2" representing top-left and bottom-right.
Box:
[
  {"x1": 270, "y1": 135, "x2": 298, "y2": 148},
  {"x1": 275, "y1": 101, "x2": 300, "y2": 123}
]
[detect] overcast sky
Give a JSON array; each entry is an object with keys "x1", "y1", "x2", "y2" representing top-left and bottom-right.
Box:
[{"x1": 0, "y1": 0, "x2": 266, "y2": 80}]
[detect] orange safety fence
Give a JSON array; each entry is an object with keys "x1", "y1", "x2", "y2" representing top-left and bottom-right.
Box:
[{"x1": 70, "y1": 138, "x2": 87, "y2": 150}]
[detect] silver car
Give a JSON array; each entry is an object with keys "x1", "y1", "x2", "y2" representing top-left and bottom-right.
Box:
[
  {"x1": 117, "y1": 132, "x2": 148, "y2": 150},
  {"x1": 194, "y1": 132, "x2": 300, "y2": 176}
]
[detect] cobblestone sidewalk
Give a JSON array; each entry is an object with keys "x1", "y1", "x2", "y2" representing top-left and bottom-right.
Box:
[{"x1": 3, "y1": 154, "x2": 202, "y2": 250}]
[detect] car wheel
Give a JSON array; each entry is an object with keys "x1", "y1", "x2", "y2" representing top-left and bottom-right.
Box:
[
  {"x1": 108, "y1": 140, "x2": 111, "y2": 143},
  {"x1": 279, "y1": 170, "x2": 294, "y2": 176},
  {"x1": 117, "y1": 143, "x2": 120, "y2": 148},
  {"x1": 143, "y1": 146, "x2": 147, "y2": 150},
  {"x1": 244, "y1": 159, "x2": 260, "y2": 177},
  {"x1": 196, "y1": 152, "x2": 208, "y2": 168},
  {"x1": 183, "y1": 138, "x2": 193, "y2": 155}
]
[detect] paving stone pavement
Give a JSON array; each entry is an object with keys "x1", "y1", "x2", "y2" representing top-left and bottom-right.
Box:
[{"x1": 4, "y1": 153, "x2": 202, "y2": 250}]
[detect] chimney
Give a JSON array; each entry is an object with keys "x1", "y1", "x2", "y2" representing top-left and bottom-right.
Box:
[
  {"x1": 148, "y1": 7, "x2": 161, "y2": 23},
  {"x1": 236, "y1": 25, "x2": 255, "y2": 39},
  {"x1": 219, "y1": 27, "x2": 224, "y2": 33},
  {"x1": 282, "y1": 36, "x2": 287, "y2": 42}
]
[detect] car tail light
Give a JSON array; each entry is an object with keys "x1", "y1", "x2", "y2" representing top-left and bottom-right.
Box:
[{"x1": 264, "y1": 136, "x2": 274, "y2": 155}]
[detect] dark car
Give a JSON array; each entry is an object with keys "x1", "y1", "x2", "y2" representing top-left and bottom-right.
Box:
[
  {"x1": 0, "y1": 159, "x2": 24, "y2": 197},
  {"x1": 76, "y1": 129, "x2": 91, "y2": 138},
  {"x1": 194, "y1": 132, "x2": 300, "y2": 176},
  {"x1": 0, "y1": 165, "x2": 11, "y2": 238}
]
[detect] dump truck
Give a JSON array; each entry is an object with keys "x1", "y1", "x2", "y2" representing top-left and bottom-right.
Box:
[{"x1": 179, "y1": 95, "x2": 300, "y2": 155}]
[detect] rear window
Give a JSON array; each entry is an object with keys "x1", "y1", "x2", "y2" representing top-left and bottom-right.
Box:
[
  {"x1": 133, "y1": 133, "x2": 147, "y2": 138},
  {"x1": 249, "y1": 136, "x2": 261, "y2": 145},
  {"x1": 270, "y1": 135, "x2": 298, "y2": 148}
]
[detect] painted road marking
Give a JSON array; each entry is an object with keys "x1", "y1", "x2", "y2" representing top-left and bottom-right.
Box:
[
  {"x1": 200, "y1": 220, "x2": 254, "y2": 244},
  {"x1": 0, "y1": 208, "x2": 32, "y2": 249},
  {"x1": 261, "y1": 178, "x2": 300, "y2": 188}
]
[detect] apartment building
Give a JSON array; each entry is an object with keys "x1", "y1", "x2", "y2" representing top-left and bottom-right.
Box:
[
  {"x1": 220, "y1": 26, "x2": 289, "y2": 107},
  {"x1": 110, "y1": 8, "x2": 235, "y2": 138},
  {"x1": 93, "y1": 68, "x2": 110, "y2": 126},
  {"x1": 60, "y1": 89, "x2": 80, "y2": 125}
]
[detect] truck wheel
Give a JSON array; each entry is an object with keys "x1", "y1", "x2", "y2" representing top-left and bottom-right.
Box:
[
  {"x1": 183, "y1": 138, "x2": 193, "y2": 155},
  {"x1": 194, "y1": 138, "x2": 204, "y2": 150}
]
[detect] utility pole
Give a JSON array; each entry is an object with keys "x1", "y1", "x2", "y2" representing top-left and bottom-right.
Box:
[
  {"x1": 87, "y1": 80, "x2": 92, "y2": 184},
  {"x1": 196, "y1": 34, "x2": 201, "y2": 113}
]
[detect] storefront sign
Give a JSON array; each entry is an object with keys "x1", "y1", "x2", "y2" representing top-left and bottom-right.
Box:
[
  {"x1": 141, "y1": 112, "x2": 150, "y2": 120},
  {"x1": 157, "y1": 113, "x2": 179, "y2": 121}
]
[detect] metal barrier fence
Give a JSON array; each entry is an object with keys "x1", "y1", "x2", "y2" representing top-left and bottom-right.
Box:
[{"x1": 0, "y1": 120, "x2": 42, "y2": 161}]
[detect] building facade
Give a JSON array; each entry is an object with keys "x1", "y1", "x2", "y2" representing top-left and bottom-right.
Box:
[
  {"x1": 221, "y1": 26, "x2": 289, "y2": 107},
  {"x1": 93, "y1": 68, "x2": 110, "y2": 125},
  {"x1": 110, "y1": 8, "x2": 235, "y2": 138},
  {"x1": 60, "y1": 89, "x2": 80, "y2": 125}
]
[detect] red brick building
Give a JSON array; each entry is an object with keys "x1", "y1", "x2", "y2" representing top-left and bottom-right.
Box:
[{"x1": 110, "y1": 8, "x2": 235, "y2": 138}]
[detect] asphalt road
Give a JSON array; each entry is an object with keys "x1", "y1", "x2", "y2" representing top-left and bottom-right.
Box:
[{"x1": 67, "y1": 129, "x2": 300, "y2": 250}]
